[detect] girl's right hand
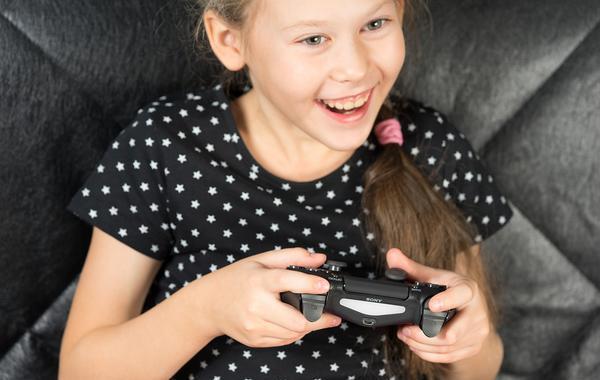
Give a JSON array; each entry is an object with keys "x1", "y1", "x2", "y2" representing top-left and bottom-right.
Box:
[{"x1": 201, "y1": 248, "x2": 342, "y2": 348}]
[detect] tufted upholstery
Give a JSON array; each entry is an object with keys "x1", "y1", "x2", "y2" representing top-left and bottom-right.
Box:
[{"x1": 1, "y1": 0, "x2": 599, "y2": 379}]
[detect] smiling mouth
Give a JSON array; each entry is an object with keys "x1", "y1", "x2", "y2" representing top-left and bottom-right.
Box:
[{"x1": 317, "y1": 89, "x2": 373, "y2": 114}]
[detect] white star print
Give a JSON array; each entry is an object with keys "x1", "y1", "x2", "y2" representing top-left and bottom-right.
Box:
[{"x1": 67, "y1": 89, "x2": 514, "y2": 380}]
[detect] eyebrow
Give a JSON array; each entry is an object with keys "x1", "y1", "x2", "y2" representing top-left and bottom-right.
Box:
[{"x1": 281, "y1": 0, "x2": 393, "y2": 31}]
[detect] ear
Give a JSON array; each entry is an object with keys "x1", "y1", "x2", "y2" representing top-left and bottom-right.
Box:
[{"x1": 202, "y1": 9, "x2": 246, "y2": 72}]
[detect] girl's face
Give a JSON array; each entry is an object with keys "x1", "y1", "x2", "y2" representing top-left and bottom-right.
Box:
[{"x1": 242, "y1": 0, "x2": 406, "y2": 153}]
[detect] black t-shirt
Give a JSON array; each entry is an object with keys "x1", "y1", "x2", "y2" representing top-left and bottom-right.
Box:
[{"x1": 67, "y1": 83, "x2": 513, "y2": 379}]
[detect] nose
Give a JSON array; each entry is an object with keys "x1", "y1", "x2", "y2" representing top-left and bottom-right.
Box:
[{"x1": 329, "y1": 37, "x2": 369, "y2": 83}]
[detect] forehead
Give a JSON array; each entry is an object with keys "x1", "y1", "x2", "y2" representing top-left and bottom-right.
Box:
[{"x1": 252, "y1": 0, "x2": 399, "y2": 29}]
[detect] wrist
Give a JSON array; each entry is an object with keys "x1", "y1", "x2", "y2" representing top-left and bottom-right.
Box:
[
  {"x1": 444, "y1": 329, "x2": 503, "y2": 380},
  {"x1": 185, "y1": 275, "x2": 223, "y2": 341}
]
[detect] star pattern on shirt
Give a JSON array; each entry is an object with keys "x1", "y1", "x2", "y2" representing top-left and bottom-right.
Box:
[{"x1": 67, "y1": 83, "x2": 513, "y2": 380}]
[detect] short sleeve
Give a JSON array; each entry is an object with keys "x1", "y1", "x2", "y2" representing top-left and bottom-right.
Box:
[
  {"x1": 67, "y1": 107, "x2": 175, "y2": 260},
  {"x1": 398, "y1": 99, "x2": 514, "y2": 243}
]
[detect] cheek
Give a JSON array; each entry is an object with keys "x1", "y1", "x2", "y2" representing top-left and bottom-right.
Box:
[{"x1": 381, "y1": 33, "x2": 406, "y2": 77}]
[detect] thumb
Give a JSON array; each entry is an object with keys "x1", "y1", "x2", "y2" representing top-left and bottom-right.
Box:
[
  {"x1": 252, "y1": 247, "x2": 328, "y2": 269},
  {"x1": 386, "y1": 248, "x2": 439, "y2": 283}
]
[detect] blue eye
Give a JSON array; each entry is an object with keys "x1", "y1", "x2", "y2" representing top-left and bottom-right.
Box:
[{"x1": 301, "y1": 35, "x2": 326, "y2": 46}]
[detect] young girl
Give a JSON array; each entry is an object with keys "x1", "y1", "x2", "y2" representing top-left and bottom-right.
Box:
[{"x1": 59, "y1": 0, "x2": 513, "y2": 379}]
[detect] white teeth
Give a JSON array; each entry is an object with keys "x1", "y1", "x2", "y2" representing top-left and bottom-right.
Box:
[{"x1": 321, "y1": 95, "x2": 368, "y2": 111}]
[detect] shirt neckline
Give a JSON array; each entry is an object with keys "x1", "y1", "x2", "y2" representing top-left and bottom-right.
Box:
[{"x1": 213, "y1": 84, "x2": 374, "y2": 192}]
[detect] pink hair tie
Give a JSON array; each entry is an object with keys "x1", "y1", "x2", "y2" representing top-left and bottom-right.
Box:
[{"x1": 374, "y1": 118, "x2": 404, "y2": 146}]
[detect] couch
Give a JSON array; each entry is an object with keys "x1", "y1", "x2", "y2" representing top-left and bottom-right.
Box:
[{"x1": 1, "y1": 0, "x2": 599, "y2": 379}]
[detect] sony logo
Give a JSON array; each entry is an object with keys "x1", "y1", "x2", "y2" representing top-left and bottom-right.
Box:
[{"x1": 366, "y1": 297, "x2": 382, "y2": 303}]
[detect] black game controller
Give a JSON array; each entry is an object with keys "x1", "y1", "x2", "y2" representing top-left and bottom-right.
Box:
[{"x1": 280, "y1": 260, "x2": 456, "y2": 338}]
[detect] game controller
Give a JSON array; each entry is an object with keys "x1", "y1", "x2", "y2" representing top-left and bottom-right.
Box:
[{"x1": 280, "y1": 260, "x2": 455, "y2": 337}]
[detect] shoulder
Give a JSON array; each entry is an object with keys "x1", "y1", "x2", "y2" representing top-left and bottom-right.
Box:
[
  {"x1": 390, "y1": 96, "x2": 475, "y2": 176},
  {"x1": 389, "y1": 95, "x2": 514, "y2": 242},
  {"x1": 113, "y1": 84, "x2": 231, "y2": 154},
  {"x1": 393, "y1": 96, "x2": 470, "y2": 153}
]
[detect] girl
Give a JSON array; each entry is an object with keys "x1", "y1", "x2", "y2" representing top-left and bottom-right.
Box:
[{"x1": 59, "y1": 0, "x2": 513, "y2": 379}]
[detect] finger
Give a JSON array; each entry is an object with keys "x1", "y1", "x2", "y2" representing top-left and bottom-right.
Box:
[
  {"x1": 267, "y1": 303, "x2": 341, "y2": 334},
  {"x1": 385, "y1": 248, "x2": 452, "y2": 283},
  {"x1": 267, "y1": 267, "x2": 331, "y2": 294},
  {"x1": 397, "y1": 333, "x2": 457, "y2": 354},
  {"x1": 427, "y1": 280, "x2": 476, "y2": 313},
  {"x1": 252, "y1": 247, "x2": 328, "y2": 269},
  {"x1": 407, "y1": 344, "x2": 481, "y2": 364},
  {"x1": 397, "y1": 315, "x2": 465, "y2": 347},
  {"x1": 306, "y1": 311, "x2": 343, "y2": 332},
  {"x1": 267, "y1": 302, "x2": 338, "y2": 333}
]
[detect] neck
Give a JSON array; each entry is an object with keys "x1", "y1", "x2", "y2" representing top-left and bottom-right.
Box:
[{"x1": 231, "y1": 89, "x2": 355, "y2": 182}]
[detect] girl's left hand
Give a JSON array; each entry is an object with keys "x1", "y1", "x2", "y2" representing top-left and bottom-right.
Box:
[{"x1": 386, "y1": 247, "x2": 491, "y2": 364}]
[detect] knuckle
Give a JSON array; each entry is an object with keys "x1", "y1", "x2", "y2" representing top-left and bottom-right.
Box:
[
  {"x1": 242, "y1": 318, "x2": 258, "y2": 333},
  {"x1": 445, "y1": 331, "x2": 457, "y2": 345}
]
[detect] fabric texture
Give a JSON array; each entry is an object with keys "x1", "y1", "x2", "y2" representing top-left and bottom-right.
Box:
[
  {"x1": 65, "y1": 84, "x2": 512, "y2": 379},
  {"x1": 1, "y1": 1, "x2": 599, "y2": 379}
]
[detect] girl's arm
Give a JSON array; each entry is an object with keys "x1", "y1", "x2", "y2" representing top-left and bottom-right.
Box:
[
  {"x1": 59, "y1": 227, "x2": 220, "y2": 380},
  {"x1": 445, "y1": 244, "x2": 504, "y2": 380},
  {"x1": 445, "y1": 330, "x2": 504, "y2": 380}
]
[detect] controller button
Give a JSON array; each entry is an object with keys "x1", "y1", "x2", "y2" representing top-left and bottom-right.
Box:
[
  {"x1": 384, "y1": 268, "x2": 408, "y2": 281},
  {"x1": 362, "y1": 318, "x2": 376, "y2": 326},
  {"x1": 323, "y1": 260, "x2": 348, "y2": 272}
]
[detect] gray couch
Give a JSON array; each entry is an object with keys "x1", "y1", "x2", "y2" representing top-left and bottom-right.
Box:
[{"x1": 1, "y1": 0, "x2": 599, "y2": 379}]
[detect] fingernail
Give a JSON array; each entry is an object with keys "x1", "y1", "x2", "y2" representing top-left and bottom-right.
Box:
[
  {"x1": 318, "y1": 281, "x2": 330, "y2": 290},
  {"x1": 430, "y1": 299, "x2": 443, "y2": 311},
  {"x1": 402, "y1": 327, "x2": 411, "y2": 337},
  {"x1": 331, "y1": 317, "x2": 342, "y2": 325}
]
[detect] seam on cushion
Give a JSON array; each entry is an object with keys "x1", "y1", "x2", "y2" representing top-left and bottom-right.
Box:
[
  {"x1": 479, "y1": 16, "x2": 600, "y2": 291},
  {"x1": 0, "y1": 12, "x2": 106, "y2": 356},
  {"x1": 479, "y1": 14, "x2": 600, "y2": 156},
  {"x1": 0, "y1": 11, "x2": 109, "y2": 117}
]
